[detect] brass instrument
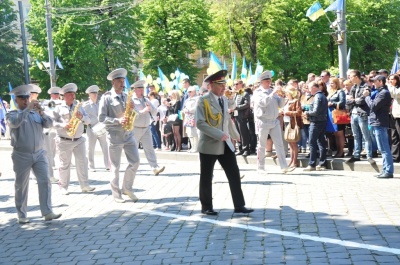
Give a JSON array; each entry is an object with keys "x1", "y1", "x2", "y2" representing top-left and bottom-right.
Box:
[
  {"x1": 31, "y1": 100, "x2": 44, "y2": 113},
  {"x1": 67, "y1": 101, "x2": 82, "y2": 138},
  {"x1": 122, "y1": 90, "x2": 138, "y2": 131}
]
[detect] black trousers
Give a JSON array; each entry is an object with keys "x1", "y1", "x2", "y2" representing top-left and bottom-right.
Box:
[
  {"x1": 235, "y1": 117, "x2": 251, "y2": 152},
  {"x1": 199, "y1": 144, "x2": 245, "y2": 210},
  {"x1": 391, "y1": 117, "x2": 400, "y2": 162}
]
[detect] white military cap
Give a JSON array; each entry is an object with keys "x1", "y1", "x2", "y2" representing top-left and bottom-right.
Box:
[
  {"x1": 48, "y1": 86, "x2": 61, "y2": 94},
  {"x1": 10, "y1": 84, "x2": 34, "y2": 97},
  {"x1": 107, "y1": 68, "x2": 127, "y2": 80},
  {"x1": 85, "y1": 85, "x2": 100, "y2": 94},
  {"x1": 258, "y1": 70, "x2": 273, "y2": 82},
  {"x1": 30, "y1": 84, "x2": 42, "y2": 94},
  {"x1": 131, "y1": 80, "x2": 146, "y2": 89},
  {"x1": 61, "y1": 83, "x2": 78, "y2": 94}
]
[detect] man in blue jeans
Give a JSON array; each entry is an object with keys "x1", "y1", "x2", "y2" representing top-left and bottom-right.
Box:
[
  {"x1": 303, "y1": 81, "x2": 328, "y2": 171},
  {"x1": 364, "y1": 75, "x2": 394, "y2": 178},
  {"x1": 345, "y1": 70, "x2": 376, "y2": 165}
]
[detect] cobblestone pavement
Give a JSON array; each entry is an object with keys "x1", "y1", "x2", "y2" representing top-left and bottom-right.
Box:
[{"x1": 1, "y1": 144, "x2": 400, "y2": 264}]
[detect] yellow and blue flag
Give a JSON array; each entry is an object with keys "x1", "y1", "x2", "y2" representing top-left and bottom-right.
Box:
[
  {"x1": 306, "y1": 2, "x2": 325, "y2": 21},
  {"x1": 391, "y1": 50, "x2": 398, "y2": 75},
  {"x1": 8, "y1": 82, "x2": 17, "y2": 110},
  {"x1": 209, "y1": 52, "x2": 223, "y2": 73}
]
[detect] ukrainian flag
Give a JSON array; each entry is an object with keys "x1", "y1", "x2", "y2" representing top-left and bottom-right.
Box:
[
  {"x1": 306, "y1": 2, "x2": 325, "y2": 21},
  {"x1": 209, "y1": 52, "x2": 223, "y2": 73}
]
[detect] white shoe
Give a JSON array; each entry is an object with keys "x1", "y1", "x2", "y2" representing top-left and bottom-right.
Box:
[
  {"x1": 81, "y1": 186, "x2": 96, "y2": 192},
  {"x1": 49, "y1": 177, "x2": 59, "y2": 184},
  {"x1": 114, "y1": 198, "x2": 125, "y2": 203},
  {"x1": 316, "y1": 165, "x2": 326, "y2": 171},
  {"x1": 153, "y1": 166, "x2": 165, "y2": 176},
  {"x1": 60, "y1": 187, "x2": 69, "y2": 195},
  {"x1": 44, "y1": 212, "x2": 62, "y2": 221},
  {"x1": 18, "y1": 218, "x2": 30, "y2": 224},
  {"x1": 284, "y1": 167, "x2": 296, "y2": 173},
  {"x1": 122, "y1": 190, "x2": 138, "y2": 202},
  {"x1": 89, "y1": 168, "x2": 96, "y2": 172},
  {"x1": 303, "y1": 166, "x2": 316, "y2": 172}
]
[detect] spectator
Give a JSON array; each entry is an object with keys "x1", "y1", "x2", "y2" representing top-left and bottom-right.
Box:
[
  {"x1": 388, "y1": 74, "x2": 400, "y2": 162},
  {"x1": 166, "y1": 90, "x2": 182, "y2": 151},
  {"x1": 182, "y1": 86, "x2": 199, "y2": 153}
]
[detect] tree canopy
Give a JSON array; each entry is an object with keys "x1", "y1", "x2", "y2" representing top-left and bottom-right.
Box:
[
  {"x1": 141, "y1": 0, "x2": 212, "y2": 81},
  {"x1": 0, "y1": 0, "x2": 24, "y2": 97},
  {"x1": 27, "y1": 0, "x2": 143, "y2": 96}
]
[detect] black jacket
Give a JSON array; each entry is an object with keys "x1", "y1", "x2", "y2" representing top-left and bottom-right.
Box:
[
  {"x1": 346, "y1": 81, "x2": 370, "y2": 116},
  {"x1": 366, "y1": 85, "x2": 391, "y2": 127},
  {"x1": 307, "y1": 91, "x2": 328, "y2": 122}
]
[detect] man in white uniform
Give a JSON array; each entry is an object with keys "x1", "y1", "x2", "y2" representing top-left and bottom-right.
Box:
[
  {"x1": 43, "y1": 87, "x2": 62, "y2": 183},
  {"x1": 131, "y1": 80, "x2": 165, "y2": 175},
  {"x1": 83, "y1": 85, "x2": 110, "y2": 172},
  {"x1": 6, "y1": 84, "x2": 61, "y2": 224},
  {"x1": 253, "y1": 71, "x2": 293, "y2": 173},
  {"x1": 53, "y1": 83, "x2": 96, "y2": 195},
  {"x1": 98, "y1": 68, "x2": 140, "y2": 203}
]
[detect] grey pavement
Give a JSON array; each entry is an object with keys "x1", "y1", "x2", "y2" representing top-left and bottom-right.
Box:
[{"x1": 0, "y1": 137, "x2": 400, "y2": 264}]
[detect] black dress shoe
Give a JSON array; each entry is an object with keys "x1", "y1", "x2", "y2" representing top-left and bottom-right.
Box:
[
  {"x1": 345, "y1": 157, "x2": 360, "y2": 163},
  {"x1": 242, "y1": 151, "x2": 250, "y2": 156},
  {"x1": 377, "y1": 173, "x2": 394, "y2": 179},
  {"x1": 235, "y1": 151, "x2": 244, "y2": 156},
  {"x1": 345, "y1": 152, "x2": 353, "y2": 157},
  {"x1": 201, "y1": 209, "x2": 218, "y2": 215},
  {"x1": 234, "y1": 207, "x2": 254, "y2": 214}
]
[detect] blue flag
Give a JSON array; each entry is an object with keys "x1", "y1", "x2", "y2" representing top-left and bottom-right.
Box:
[
  {"x1": 124, "y1": 77, "x2": 130, "y2": 93},
  {"x1": 325, "y1": 0, "x2": 343, "y2": 12},
  {"x1": 241, "y1": 57, "x2": 247, "y2": 80},
  {"x1": 56, "y1": 57, "x2": 64, "y2": 69},
  {"x1": 391, "y1": 50, "x2": 399, "y2": 75}
]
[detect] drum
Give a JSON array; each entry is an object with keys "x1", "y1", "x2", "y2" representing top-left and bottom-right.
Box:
[{"x1": 91, "y1": 123, "x2": 107, "y2": 136}]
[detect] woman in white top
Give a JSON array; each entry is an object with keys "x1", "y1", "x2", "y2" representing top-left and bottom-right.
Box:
[{"x1": 182, "y1": 86, "x2": 199, "y2": 152}]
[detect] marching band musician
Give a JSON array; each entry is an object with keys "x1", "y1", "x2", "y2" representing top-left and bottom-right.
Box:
[
  {"x1": 98, "y1": 68, "x2": 140, "y2": 203},
  {"x1": 83, "y1": 85, "x2": 110, "y2": 172},
  {"x1": 6, "y1": 84, "x2": 61, "y2": 224},
  {"x1": 131, "y1": 80, "x2": 165, "y2": 176},
  {"x1": 52, "y1": 83, "x2": 95, "y2": 195},
  {"x1": 43, "y1": 87, "x2": 62, "y2": 183}
]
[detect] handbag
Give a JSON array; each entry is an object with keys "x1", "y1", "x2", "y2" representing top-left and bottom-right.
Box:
[
  {"x1": 284, "y1": 117, "x2": 301, "y2": 143},
  {"x1": 332, "y1": 104, "x2": 351, "y2": 124},
  {"x1": 184, "y1": 113, "x2": 195, "y2": 127},
  {"x1": 167, "y1": 114, "x2": 179, "y2": 123}
]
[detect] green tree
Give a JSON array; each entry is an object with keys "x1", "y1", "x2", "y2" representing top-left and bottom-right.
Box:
[
  {"x1": 27, "y1": 0, "x2": 142, "y2": 96},
  {"x1": 208, "y1": 0, "x2": 266, "y2": 64},
  {"x1": 346, "y1": 0, "x2": 400, "y2": 72},
  {"x1": 141, "y1": 0, "x2": 211, "y2": 82},
  {"x1": 0, "y1": 0, "x2": 24, "y2": 97},
  {"x1": 259, "y1": 0, "x2": 334, "y2": 80}
]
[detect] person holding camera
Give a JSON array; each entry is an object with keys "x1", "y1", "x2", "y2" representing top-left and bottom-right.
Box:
[
  {"x1": 364, "y1": 75, "x2": 394, "y2": 178},
  {"x1": 345, "y1": 70, "x2": 375, "y2": 165}
]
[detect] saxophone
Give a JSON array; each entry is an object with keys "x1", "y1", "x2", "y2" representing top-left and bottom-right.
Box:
[
  {"x1": 67, "y1": 101, "x2": 83, "y2": 138},
  {"x1": 122, "y1": 90, "x2": 137, "y2": 131}
]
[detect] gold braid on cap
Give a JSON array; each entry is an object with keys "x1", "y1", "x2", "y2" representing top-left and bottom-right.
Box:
[{"x1": 203, "y1": 99, "x2": 221, "y2": 127}]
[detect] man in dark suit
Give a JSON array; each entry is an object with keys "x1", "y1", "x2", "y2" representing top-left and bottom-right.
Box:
[{"x1": 196, "y1": 70, "x2": 254, "y2": 216}]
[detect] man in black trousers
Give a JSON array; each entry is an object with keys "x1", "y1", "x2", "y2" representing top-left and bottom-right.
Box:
[{"x1": 195, "y1": 70, "x2": 254, "y2": 216}]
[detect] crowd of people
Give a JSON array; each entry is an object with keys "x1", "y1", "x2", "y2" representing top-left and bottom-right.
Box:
[{"x1": 1, "y1": 66, "x2": 399, "y2": 223}]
